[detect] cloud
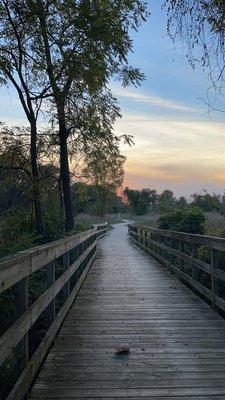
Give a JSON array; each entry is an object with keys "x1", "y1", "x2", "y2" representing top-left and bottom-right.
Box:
[
  {"x1": 113, "y1": 111, "x2": 225, "y2": 195},
  {"x1": 111, "y1": 84, "x2": 198, "y2": 113}
]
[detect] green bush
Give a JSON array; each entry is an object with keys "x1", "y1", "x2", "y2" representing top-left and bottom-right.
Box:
[
  {"x1": 157, "y1": 207, "x2": 205, "y2": 234},
  {"x1": 0, "y1": 208, "x2": 40, "y2": 257}
]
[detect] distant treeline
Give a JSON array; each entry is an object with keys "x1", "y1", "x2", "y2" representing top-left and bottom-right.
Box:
[{"x1": 124, "y1": 187, "x2": 225, "y2": 215}]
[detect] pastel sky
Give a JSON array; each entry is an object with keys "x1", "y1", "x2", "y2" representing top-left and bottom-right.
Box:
[
  {"x1": 1, "y1": 0, "x2": 225, "y2": 197},
  {"x1": 111, "y1": 0, "x2": 225, "y2": 197}
]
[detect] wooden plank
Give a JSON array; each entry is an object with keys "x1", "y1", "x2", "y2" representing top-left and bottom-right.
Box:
[
  {"x1": 28, "y1": 387, "x2": 225, "y2": 397},
  {"x1": 28, "y1": 395, "x2": 224, "y2": 400},
  {"x1": 32, "y1": 378, "x2": 225, "y2": 391},
  {"x1": 29, "y1": 397, "x2": 225, "y2": 400},
  {"x1": 36, "y1": 371, "x2": 225, "y2": 380}
]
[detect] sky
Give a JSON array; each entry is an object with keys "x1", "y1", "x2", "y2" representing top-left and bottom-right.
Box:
[
  {"x1": 1, "y1": 0, "x2": 225, "y2": 197},
  {"x1": 110, "y1": 0, "x2": 225, "y2": 197}
]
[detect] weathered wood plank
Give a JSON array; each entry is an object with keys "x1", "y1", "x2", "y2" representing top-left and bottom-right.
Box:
[
  {"x1": 28, "y1": 387, "x2": 225, "y2": 397},
  {"x1": 29, "y1": 397, "x2": 225, "y2": 400}
]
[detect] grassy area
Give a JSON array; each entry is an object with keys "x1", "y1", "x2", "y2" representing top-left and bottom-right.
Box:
[
  {"x1": 204, "y1": 212, "x2": 225, "y2": 237},
  {"x1": 132, "y1": 212, "x2": 160, "y2": 228}
]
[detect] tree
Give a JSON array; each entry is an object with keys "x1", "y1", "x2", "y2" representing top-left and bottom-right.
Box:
[
  {"x1": 83, "y1": 135, "x2": 126, "y2": 217},
  {"x1": 15, "y1": 0, "x2": 148, "y2": 231},
  {"x1": 165, "y1": 0, "x2": 225, "y2": 98},
  {"x1": 124, "y1": 188, "x2": 152, "y2": 215},
  {"x1": 157, "y1": 189, "x2": 177, "y2": 212},
  {"x1": 141, "y1": 188, "x2": 158, "y2": 210},
  {"x1": 0, "y1": 123, "x2": 63, "y2": 242},
  {"x1": 177, "y1": 196, "x2": 188, "y2": 208},
  {"x1": 71, "y1": 182, "x2": 90, "y2": 214},
  {"x1": 191, "y1": 190, "x2": 221, "y2": 212},
  {"x1": 0, "y1": 2, "x2": 50, "y2": 235}
]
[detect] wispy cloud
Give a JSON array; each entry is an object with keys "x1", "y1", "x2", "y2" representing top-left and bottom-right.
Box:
[
  {"x1": 113, "y1": 111, "x2": 225, "y2": 195},
  {"x1": 111, "y1": 84, "x2": 198, "y2": 113}
]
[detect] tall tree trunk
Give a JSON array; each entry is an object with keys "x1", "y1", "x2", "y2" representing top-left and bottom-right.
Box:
[
  {"x1": 57, "y1": 104, "x2": 74, "y2": 232},
  {"x1": 37, "y1": 7, "x2": 74, "y2": 233},
  {"x1": 30, "y1": 119, "x2": 45, "y2": 238},
  {"x1": 58, "y1": 176, "x2": 64, "y2": 221}
]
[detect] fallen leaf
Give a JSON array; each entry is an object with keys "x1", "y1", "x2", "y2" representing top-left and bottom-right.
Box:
[{"x1": 115, "y1": 346, "x2": 130, "y2": 354}]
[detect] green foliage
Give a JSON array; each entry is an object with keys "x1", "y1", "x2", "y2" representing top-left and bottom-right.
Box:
[
  {"x1": 124, "y1": 187, "x2": 158, "y2": 215},
  {"x1": 156, "y1": 189, "x2": 177, "y2": 212},
  {"x1": 0, "y1": 208, "x2": 39, "y2": 258},
  {"x1": 191, "y1": 191, "x2": 220, "y2": 212},
  {"x1": 157, "y1": 207, "x2": 206, "y2": 234},
  {"x1": 177, "y1": 196, "x2": 188, "y2": 208},
  {"x1": 72, "y1": 182, "x2": 125, "y2": 218},
  {"x1": 124, "y1": 187, "x2": 179, "y2": 215}
]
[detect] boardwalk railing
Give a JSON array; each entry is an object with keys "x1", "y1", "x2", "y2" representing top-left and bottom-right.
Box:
[
  {"x1": 129, "y1": 224, "x2": 225, "y2": 313},
  {"x1": 0, "y1": 223, "x2": 107, "y2": 400}
]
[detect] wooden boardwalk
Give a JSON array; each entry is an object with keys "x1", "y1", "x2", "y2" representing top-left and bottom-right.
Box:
[{"x1": 29, "y1": 223, "x2": 225, "y2": 399}]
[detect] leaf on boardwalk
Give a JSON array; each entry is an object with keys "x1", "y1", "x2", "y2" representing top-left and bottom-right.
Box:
[{"x1": 115, "y1": 346, "x2": 130, "y2": 354}]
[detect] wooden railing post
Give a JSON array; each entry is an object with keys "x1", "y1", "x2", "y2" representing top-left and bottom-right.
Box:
[
  {"x1": 191, "y1": 244, "x2": 198, "y2": 281},
  {"x1": 46, "y1": 260, "x2": 55, "y2": 327},
  {"x1": 145, "y1": 230, "x2": 148, "y2": 248},
  {"x1": 14, "y1": 278, "x2": 29, "y2": 367},
  {"x1": 179, "y1": 240, "x2": 184, "y2": 270},
  {"x1": 211, "y1": 248, "x2": 219, "y2": 308},
  {"x1": 169, "y1": 238, "x2": 173, "y2": 263},
  {"x1": 62, "y1": 252, "x2": 70, "y2": 300}
]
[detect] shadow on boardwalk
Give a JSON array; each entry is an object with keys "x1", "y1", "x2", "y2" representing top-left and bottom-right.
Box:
[{"x1": 30, "y1": 223, "x2": 225, "y2": 399}]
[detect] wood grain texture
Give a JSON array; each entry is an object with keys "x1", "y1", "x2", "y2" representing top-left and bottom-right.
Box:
[{"x1": 29, "y1": 223, "x2": 225, "y2": 399}]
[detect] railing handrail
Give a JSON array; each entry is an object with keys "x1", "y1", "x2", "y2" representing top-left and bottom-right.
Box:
[
  {"x1": 0, "y1": 222, "x2": 107, "y2": 400},
  {"x1": 0, "y1": 224, "x2": 107, "y2": 294},
  {"x1": 128, "y1": 223, "x2": 225, "y2": 314},
  {"x1": 93, "y1": 222, "x2": 108, "y2": 230},
  {"x1": 129, "y1": 223, "x2": 225, "y2": 251}
]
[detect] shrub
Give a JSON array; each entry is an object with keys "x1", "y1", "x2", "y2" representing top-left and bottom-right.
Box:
[{"x1": 157, "y1": 207, "x2": 205, "y2": 234}]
